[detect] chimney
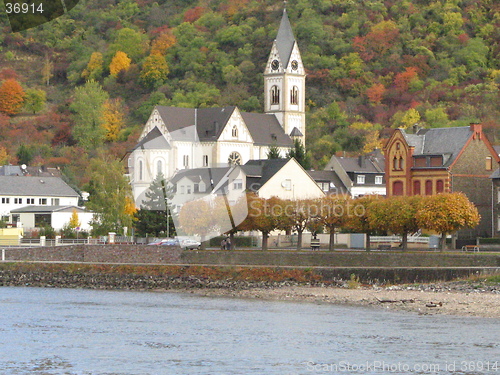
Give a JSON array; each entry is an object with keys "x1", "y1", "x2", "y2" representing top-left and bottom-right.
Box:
[
  {"x1": 470, "y1": 123, "x2": 482, "y2": 140},
  {"x1": 358, "y1": 155, "x2": 366, "y2": 168}
]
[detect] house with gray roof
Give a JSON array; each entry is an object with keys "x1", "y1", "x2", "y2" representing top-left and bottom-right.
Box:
[
  {"x1": 128, "y1": 8, "x2": 306, "y2": 207},
  {"x1": 384, "y1": 123, "x2": 500, "y2": 238},
  {"x1": 0, "y1": 175, "x2": 80, "y2": 226},
  {"x1": 158, "y1": 158, "x2": 324, "y2": 215},
  {"x1": 324, "y1": 149, "x2": 386, "y2": 197}
]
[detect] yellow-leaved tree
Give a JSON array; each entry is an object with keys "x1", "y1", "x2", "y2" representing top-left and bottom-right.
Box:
[
  {"x1": 109, "y1": 51, "x2": 131, "y2": 77},
  {"x1": 140, "y1": 54, "x2": 169, "y2": 88},
  {"x1": 416, "y1": 193, "x2": 480, "y2": 251},
  {"x1": 69, "y1": 209, "x2": 81, "y2": 229},
  {"x1": 101, "y1": 98, "x2": 125, "y2": 142},
  {"x1": 82, "y1": 52, "x2": 104, "y2": 80}
]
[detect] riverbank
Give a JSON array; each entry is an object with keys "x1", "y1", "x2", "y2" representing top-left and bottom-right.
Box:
[
  {"x1": 186, "y1": 281, "x2": 500, "y2": 319},
  {"x1": 1, "y1": 262, "x2": 499, "y2": 318}
]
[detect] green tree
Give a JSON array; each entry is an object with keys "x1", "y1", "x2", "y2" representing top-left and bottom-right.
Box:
[
  {"x1": 266, "y1": 144, "x2": 282, "y2": 159},
  {"x1": 85, "y1": 156, "x2": 134, "y2": 236},
  {"x1": 23, "y1": 88, "x2": 46, "y2": 114},
  {"x1": 16, "y1": 144, "x2": 34, "y2": 165},
  {"x1": 109, "y1": 28, "x2": 148, "y2": 62},
  {"x1": 70, "y1": 80, "x2": 109, "y2": 150},
  {"x1": 134, "y1": 173, "x2": 175, "y2": 237},
  {"x1": 286, "y1": 139, "x2": 311, "y2": 170}
]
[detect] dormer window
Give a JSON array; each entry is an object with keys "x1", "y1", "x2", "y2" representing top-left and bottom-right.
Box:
[{"x1": 357, "y1": 175, "x2": 365, "y2": 184}]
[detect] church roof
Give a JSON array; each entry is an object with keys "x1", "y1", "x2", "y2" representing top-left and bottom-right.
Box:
[
  {"x1": 240, "y1": 112, "x2": 293, "y2": 147},
  {"x1": 275, "y1": 8, "x2": 296, "y2": 67},
  {"x1": 153, "y1": 105, "x2": 292, "y2": 147},
  {"x1": 132, "y1": 126, "x2": 171, "y2": 151},
  {"x1": 242, "y1": 159, "x2": 290, "y2": 188}
]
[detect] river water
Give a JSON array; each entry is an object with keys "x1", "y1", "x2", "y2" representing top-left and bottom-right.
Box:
[{"x1": 0, "y1": 287, "x2": 499, "y2": 375}]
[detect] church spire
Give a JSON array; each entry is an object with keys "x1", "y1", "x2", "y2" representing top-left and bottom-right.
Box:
[{"x1": 275, "y1": 7, "x2": 296, "y2": 68}]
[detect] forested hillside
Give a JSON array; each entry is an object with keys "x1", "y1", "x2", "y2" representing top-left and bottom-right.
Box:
[{"x1": 0, "y1": 0, "x2": 499, "y2": 188}]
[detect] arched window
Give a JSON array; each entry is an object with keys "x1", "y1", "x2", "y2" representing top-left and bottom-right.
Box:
[
  {"x1": 290, "y1": 86, "x2": 299, "y2": 105},
  {"x1": 232, "y1": 126, "x2": 238, "y2": 138},
  {"x1": 399, "y1": 157, "x2": 404, "y2": 170},
  {"x1": 271, "y1": 85, "x2": 280, "y2": 105},
  {"x1": 425, "y1": 180, "x2": 433, "y2": 195},
  {"x1": 157, "y1": 160, "x2": 163, "y2": 176},
  {"x1": 393, "y1": 181, "x2": 403, "y2": 196},
  {"x1": 436, "y1": 179, "x2": 444, "y2": 193},
  {"x1": 393, "y1": 157, "x2": 398, "y2": 170},
  {"x1": 138, "y1": 160, "x2": 143, "y2": 181},
  {"x1": 413, "y1": 180, "x2": 421, "y2": 195}
]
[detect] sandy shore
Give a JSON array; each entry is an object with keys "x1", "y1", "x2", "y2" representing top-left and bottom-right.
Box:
[{"x1": 184, "y1": 284, "x2": 500, "y2": 319}]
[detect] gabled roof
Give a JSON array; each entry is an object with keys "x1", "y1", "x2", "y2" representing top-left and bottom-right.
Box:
[
  {"x1": 169, "y1": 167, "x2": 232, "y2": 190},
  {"x1": 240, "y1": 112, "x2": 293, "y2": 146},
  {"x1": 156, "y1": 106, "x2": 236, "y2": 142},
  {"x1": 401, "y1": 126, "x2": 473, "y2": 167},
  {"x1": 151, "y1": 105, "x2": 292, "y2": 147},
  {"x1": 333, "y1": 150, "x2": 385, "y2": 174},
  {"x1": 242, "y1": 159, "x2": 290, "y2": 188},
  {"x1": 307, "y1": 170, "x2": 348, "y2": 194},
  {"x1": 289, "y1": 127, "x2": 303, "y2": 137},
  {"x1": 132, "y1": 126, "x2": 171, "y2": 151},
  {"x1": 0, "y1": 176, "x2": 79, "y2": 197},
  {"x1": 275, "y1": 9, "x2": 296, "y2": 67}
]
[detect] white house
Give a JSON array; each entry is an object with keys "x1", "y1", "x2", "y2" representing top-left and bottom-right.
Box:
[
  {"x1": 0, "y1": 175, "x2": 80, "y2": 222},
  {"x1": 128, "y1": 8, "x2": 306, "y2": 207},
  {"x1": 10, "y1": 205, "x2": 93, "y2": 232},
  {"x1": 324, "y1": 150, "x2": 386, "y2": 198}
]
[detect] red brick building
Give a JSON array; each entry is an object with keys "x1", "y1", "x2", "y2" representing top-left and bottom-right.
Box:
[{"x1": 383, "y1": 123, "x2": 499, "y2": 237}]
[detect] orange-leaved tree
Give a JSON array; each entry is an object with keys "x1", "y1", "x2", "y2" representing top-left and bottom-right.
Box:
[
  {"x1": 416, "y1": 192, "x2": 480, "y2": 251},
  {"x1": 239, "y1": 194, "x2": 282, "y2": 251},
  {"x1": 315, "y1": 195, "x2": 352, "y2": 251},
  {"x1": 0, "y1": 78, "x2": 25, "y2": 115},
  {"x1": 368, "y1": 195, "x2": 422, "y2": 250},
  {"x1": 345, "y1": 195, "x2": 381, "y2": 251}
]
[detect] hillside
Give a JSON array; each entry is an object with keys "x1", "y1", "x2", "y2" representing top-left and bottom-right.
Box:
[{"x1": 0, "y1": 0, "x2": 499, "y2": 189}]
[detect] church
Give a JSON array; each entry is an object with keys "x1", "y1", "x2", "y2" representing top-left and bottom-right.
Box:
[{"x1": 128, "y1": 9, "x2": 306, "y2": 206}]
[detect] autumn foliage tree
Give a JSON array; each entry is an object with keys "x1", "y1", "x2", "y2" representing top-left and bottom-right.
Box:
[
  {"x1": 369, "y1": 196, "x2": 422, "y2": 250},
  {"x1": 345, "y1": 195, "x2": 381, "y2": 252},
  {"x1": 0, "y1": 79, "x2": 25, "y2": 115},
  {"x1": 140, "y1": 54, "x2": 169, "y2": 88},
  {"x1": 109, "y1": 51, "x2": 131, "y2": 77},
  {"x1": 315, "y1": 195, "x2": 351, "y2": 251},
  {"x1": 82, "y1": 52, "x2": 104, "y2": 80},
  {"x1": 416, "y1": 193, "x2": 480, "y2": 251},
  {"x1": 150, "y1": 31, "x2": 176, "y2": 55},
  {"x1": 101, "y1": 98, "x2": 125, "y2": 142}
]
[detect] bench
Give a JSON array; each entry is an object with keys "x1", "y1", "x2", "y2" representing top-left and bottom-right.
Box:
[
  {"x1": 310, "y1": 239, "x2": 320, "y2": 250},
  {"x1": 462, "y1": 245, "x2": 479, "y2": 252}
]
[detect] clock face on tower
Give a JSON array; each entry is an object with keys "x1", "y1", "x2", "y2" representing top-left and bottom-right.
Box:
[
  {"x1": 271, "y1": 59, "x2": 279, "y2": 71},
  {"x1": 291, "y1": 60, "x2": 298, "y2": 71}
]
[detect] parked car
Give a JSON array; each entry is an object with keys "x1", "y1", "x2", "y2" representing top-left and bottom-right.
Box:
[
  {"x1": 148, "y1": 238, "x2": 180, "y2": 246},
  {"x1": 180, "y1": 239, "x2": 201, "y2": 250}
]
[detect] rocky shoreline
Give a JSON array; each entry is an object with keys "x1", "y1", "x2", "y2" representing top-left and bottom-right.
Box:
[
  {"x1": 186, "y1": 282, "x2": 500, "y2": 319},
  {"x1": 1, "y1": 263, "x2": 499, "y2": 318}
]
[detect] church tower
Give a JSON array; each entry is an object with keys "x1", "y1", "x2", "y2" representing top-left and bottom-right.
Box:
[{"x1": 264, "y1": 7, "x2": 306, "y2": 143}]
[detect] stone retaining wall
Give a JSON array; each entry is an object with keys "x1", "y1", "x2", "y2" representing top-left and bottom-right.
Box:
[{"x1": 3, "y1": 245, "x2": 183, "y2": 264}]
